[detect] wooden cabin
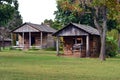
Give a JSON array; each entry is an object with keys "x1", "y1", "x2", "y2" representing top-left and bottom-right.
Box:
[
  {"x1": 0, "y1": 27, "x2": 12, "y2": 47},
  {"x1": 53, "y1": 23, "x2": 100, "y2": 57},
  {"x1": 12, "y1": 22, "x2": 56, "y2": 49},
  {"x1": 0, "y1": 38, "x2": 12, "y2": 47}
]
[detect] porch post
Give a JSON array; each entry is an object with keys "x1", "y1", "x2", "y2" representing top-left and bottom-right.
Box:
[
  {"x1": 11, "y1": 33, "x2": 13, "y2": 46},
  {"x1": 86, "y1": 35, "x2": 90, "y2": 57},
  {"x1": 56, "y1": 36, "x2": 59, "y2": 56},
  {"x1": 29, "y1": 32, "x2": 31, "y2": 48},
  {"x1": 22, "y1": 32, "x2": 24, "y2": 48},
  {"x1": 40, "y1": 32, "x2": 43, "y2": 49}
]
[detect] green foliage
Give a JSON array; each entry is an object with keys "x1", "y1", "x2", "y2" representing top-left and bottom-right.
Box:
[
  {"x1": 107, "y1": 20, "x2": 117, "y2": 31},
  {"x1": 0, "y1": 4, "x2": 15, "y2": 26},
  {"x1": 0, "y1": 0, "x2": 22, "y2": 30},
  {"x1": 106, "y1": 29, "x2": 119, "y2": 57},
  {"x1": 54, "y1": 0, "x2": 94, "y2": 27},
  {"x1": 107, "y1": 29, "x2": 119, "y2": 41},
  {"x1": 106, "y1": 36, "x2": 118, "y2": 57},
  {"x1": 43, "y1": 19, "x2": 62, "y2": 30},
  {"x1": 116, "y1": 24, "x2": 120, "y2": 32},
  {"x1": 55, "y1": 0, "x2": 118, "y2": 30},
  {"x1": 43, "y1": 47, "x2": 56, "y2": 51},
  {"x1": 7, "y1": 0, "x2": 23, "y2": 30}
]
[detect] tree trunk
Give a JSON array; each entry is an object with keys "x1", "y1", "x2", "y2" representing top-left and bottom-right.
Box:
[
  {"x1": 0, "y1": 41, "x2": 1, "y2": 51},
  {"x1": 93, "y1": 6, "x2": 107, "y2": 61},
  {"x1": 99, "y1": 29, "x2": 106, "y2": 61},
  {"x1": 118, "y1": 33, "x2": 120, "y2": 52},
  {"x1": 99, "y1": 6, "x2": 107, "y2": 61},
  {"x1": 0, "y1": 26, "x2": 1, "y2": 51}
]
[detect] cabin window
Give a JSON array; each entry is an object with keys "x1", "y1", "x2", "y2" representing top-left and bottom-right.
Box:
[
  {"x1": 73, "y1": 37, "x2": 83, "y2": 45},
  {"x1": 73, "y1": 37, "x2": 83, "y2": 51}
]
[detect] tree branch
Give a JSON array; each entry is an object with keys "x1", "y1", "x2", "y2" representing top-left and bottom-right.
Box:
[{"x1": 93, "y1": 7, "x2": 102, "y2": 35}]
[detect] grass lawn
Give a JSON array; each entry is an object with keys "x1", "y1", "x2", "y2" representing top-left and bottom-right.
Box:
[{"x1": 0, "y1": 49, "x2": 120, "y2": 80}]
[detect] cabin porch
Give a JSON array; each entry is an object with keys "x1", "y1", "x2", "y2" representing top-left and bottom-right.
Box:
[
  {"x1": 57, "y1": 35, "x2": 100, "y2": 57},
  {"x1": 12, "y1": 32, "x2": 48, "y2": 49}
]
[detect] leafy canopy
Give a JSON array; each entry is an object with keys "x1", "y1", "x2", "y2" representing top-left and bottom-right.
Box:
[{"x1": 0, "y1": 0, "x2": 16, "y2": 26}]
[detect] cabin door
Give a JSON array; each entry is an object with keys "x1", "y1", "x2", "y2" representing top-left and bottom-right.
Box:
[{"x1": 31, "y1": 37, "x2": 35, "y2": 45}]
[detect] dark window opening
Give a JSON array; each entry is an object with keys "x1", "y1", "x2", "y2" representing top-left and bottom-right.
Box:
[{"x1": 31, "y1": 37, "x2": 35, "y2": 45}]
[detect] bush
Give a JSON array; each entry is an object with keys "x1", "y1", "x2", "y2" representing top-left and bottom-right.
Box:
[
  {"x1": 44, "y1": 47, "x2": 63, "y2": 51},
  {"x1": 44, "y1": 47, "x2": 56, "y2": 51},
  {"x1": 106, "y1": 37, "x2": 118, "y2": 57}
]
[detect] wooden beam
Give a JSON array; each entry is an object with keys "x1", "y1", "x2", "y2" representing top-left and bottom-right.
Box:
[
  {"x1": 56, "y1": 37, "x2": 59, "y2": 56},
  {"x1": 29, "y1": 32, "x2": 31, "y2": 48},
  {"x1": 11, "y1": 33, "x2": 13, "y2": 46},
  {"x1": 22, "y1": 32, "x2": 24, "y2": 48},
  {"x1": 75, "y1": 37, "x2": 77, "y2": 44},
  {"x1": 40, "y1": 32, "x2": 43, "y2": 49},
  {"x1": 86, "y1": 35, "x2": 90, "y2": 57}
]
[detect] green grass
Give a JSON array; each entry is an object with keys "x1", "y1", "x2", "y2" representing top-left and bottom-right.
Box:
[{"x1": 0, "y1": 49, "x2": 120, "y2": 80}]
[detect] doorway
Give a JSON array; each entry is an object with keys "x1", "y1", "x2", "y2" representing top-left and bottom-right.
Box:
[{"x1": 31, "y1": 37, "x2": 35, "y2": 45}]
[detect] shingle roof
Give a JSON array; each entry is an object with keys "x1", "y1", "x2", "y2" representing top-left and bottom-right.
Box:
[
  {"x1": 72, "y1": 23, "x2": 100, "y2": 35},
  {"x1": 53, "y1": 23, "x2": 100, "y2": 36},
  {"x1": 27, "y1": 23, "x2": 56, "y2": 33},
  {"x1": 12, "y1": 22, "x2": 56, "y2": 33}
]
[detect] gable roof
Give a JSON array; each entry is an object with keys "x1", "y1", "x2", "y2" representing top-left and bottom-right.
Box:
[
  {"x1": 12, "y1": 22, "x2": 56, "y2": 33},
  {"x1": 53, "y1": 23, "x2": 100, "y2": 36},
  {"x1": 72, "y1": 23, "x2": 99, "y2": 35}
]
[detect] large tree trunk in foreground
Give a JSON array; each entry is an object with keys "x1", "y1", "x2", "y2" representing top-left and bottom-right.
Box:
[
  {"x1": 93, "y1": 6, "x2": 107, "y2": 61},
  {"x1": 118, "y1": 33, "x2": 120, "y2": 52},
  {"x1": 99, "y1": 6, "x2": 107, "y2": 61},
  {"x1": 99, "y1": 28, "x2": 106, "y2": 61}
]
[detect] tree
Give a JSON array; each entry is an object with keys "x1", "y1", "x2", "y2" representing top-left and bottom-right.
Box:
[
  {"x1": 56, "y1": 0, "x2": 120, "y2": 61},
  {"x1": 54, "y1": 0, "x2": 94, "y2": 27},
  {"x1": 0, "y1": 27, "x2": 10, "y2": 49},
  {"x1": 7, "y1": 0, "x2": 23, "y2": 30},
  {"x1": 43, "y1": 19, "x2": 62, "y2": 30},
  {"x1": 0, "y1": 0, "x2": 15, "y2": 26},
  {"x1": 0, "y1": 0, "x2": 18, "y2": 50}
]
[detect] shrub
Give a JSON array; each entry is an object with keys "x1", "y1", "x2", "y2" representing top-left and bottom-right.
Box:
[
  {"x1": 44, "y1": 47, "x2": 56, "y2": 51},
  {"x1": 106, "y1": 37, "x2": 118, "y2": 57},
  {"x1": 44, "y1": 47, "x2": 63, "y2": 51}
]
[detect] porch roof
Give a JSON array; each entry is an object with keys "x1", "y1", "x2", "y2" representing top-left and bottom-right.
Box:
[
  {"x1": 12, "y1": 22, "x2": 56, "y2": 33},
  {"x1": 53, "y1": 23, "x2": 100, "y2": 36}
]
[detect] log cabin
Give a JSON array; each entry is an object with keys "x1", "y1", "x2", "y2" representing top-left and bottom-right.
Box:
[
  {"x1": 12, "y1": 22, "x2": 56, "y2": 49},
  {"x1": 53, "y1": 23, "x2": 101, "y2": 57}
]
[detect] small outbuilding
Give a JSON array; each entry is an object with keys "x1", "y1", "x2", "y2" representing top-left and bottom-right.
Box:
[
  {"x1": 12, "y1": 22, "x2": 56, "y2": 49},
  {"x1": 0, "y1": 38, "x2": 12, "y2": 47},
  {"x1": 53, "y1": 23, "x2": 100, "y2": 57}
]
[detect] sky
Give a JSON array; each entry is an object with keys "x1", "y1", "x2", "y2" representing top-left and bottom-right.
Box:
[{"x1": 18, "y1": 0, "x2": 57, "y2": 24}]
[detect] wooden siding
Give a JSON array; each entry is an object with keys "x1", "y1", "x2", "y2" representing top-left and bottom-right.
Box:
[
  {"x1": 47, "y1": 34, "x2": 55, "y2": 48},
  {"x1": 62, "y1": 36, "x2": 100, "y2": 57},
  {"x1": 0, "y1": 41, "x2": 11, "y2": 47},
  {"x1": 57, "y1": 26, "x2": 88, "y2": 36},
  {"x1": 63, "y1": 36, "x2": 86, "y2": 57},
  {"x1": 90, "y1": 36, "x2": 100, "y2": 57},
  {"x1": 13, "y1": 24, "x2": 39, "y2": 32}
]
